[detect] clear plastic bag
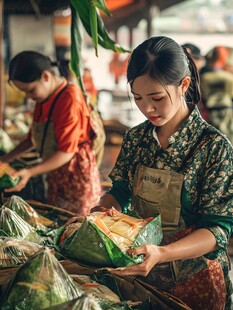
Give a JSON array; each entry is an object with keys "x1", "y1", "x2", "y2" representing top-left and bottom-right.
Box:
[
  {"x1": 44, "y1": 295, "x2": 102, "y2": 310},
  {"x1": 3, "y1": 195, "x2": 53, "y2": 230},
  {"x1": 0, "y1": 237, "x2": 43, "y2": 268},
  {"x1": 1, "y1": 247, "x2": 83, "y2": 309},
  {"x1": 0, "y1": 206, "x2": 43, "y2": 244}
]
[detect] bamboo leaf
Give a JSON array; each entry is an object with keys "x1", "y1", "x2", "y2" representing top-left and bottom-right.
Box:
[
  {"x1": 70, "y1": 4, "x2": 85, "y2": 93},
  {"x1": 89, "y1": 2, "x2": 98, "y2": 56},
  {"x1": 71, "y1": 0, "x2": 130, "y2": 54},
  {"x1": 92, "y1": 0, "x2": 111, "y2": 16},
  {"x1": 69, "y1": 0, "x2": 130, "y2": 96}
]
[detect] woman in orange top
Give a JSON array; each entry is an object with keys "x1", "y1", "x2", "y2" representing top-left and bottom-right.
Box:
[{"x1": 3, "y1": 51, "x2": 101, "y2": 215}]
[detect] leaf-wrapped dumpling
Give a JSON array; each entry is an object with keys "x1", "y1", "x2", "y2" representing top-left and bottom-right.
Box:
[
  {"x1": 0, "y1": 206, "x2": 42, "y2": 244},
  {"x1": 1, "y1": 247, "x2": 83, "y2": 309}
]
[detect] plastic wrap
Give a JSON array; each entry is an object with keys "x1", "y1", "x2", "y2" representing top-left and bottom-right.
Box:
[
  {"x1": 0, "y1": 163, "x2": 19, "y2": 189},
  {"x1": 43, "y1": 295, "x2": 102, "y2": 310},
  {"x1": 59, "y1": 208, "x2": 162, "y2": 267},
  {"x1": 3, "y1": 195, "x2": 53, "y2": 230},
  {"x1": 0, "y1": 206, "x2": 43, "y2": 244},
  {"x1": 0, "y1": 237, "x2": 43, "y2": 268},
  {"x1": 72, "y1": 274, "x2": 121, "y2": 304},
  {"x1": 1, "y1": 247, "x2": 83, "y2": 309},
  {"x1": 44, "y1": 295, "x2": 133, "y2": 310}
]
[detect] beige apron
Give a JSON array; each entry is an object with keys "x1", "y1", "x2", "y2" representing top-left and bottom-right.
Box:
[
  {"x1": 32, "y1": 122, "x2": 58, "y2": 159},
  {"x1": 131, "y1": 164, "x2": 227, "y2": 309},
  {"x1": 131, "y1": 164, "x2": 184, "y2": 231}
]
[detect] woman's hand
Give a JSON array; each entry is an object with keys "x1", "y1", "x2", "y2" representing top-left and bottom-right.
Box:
[
  {"x1": 109, "y1": 244, "x2": 163, "y2": 277},
  {"x1": 109, "y1": 228, "x2": 218, "y2": 277},
  {"x1": 4, "y1": 168, "x2": 32, "y2": 192},
  {"x1": 91, "y1": 205, "x2": 110, "y2": 213}
]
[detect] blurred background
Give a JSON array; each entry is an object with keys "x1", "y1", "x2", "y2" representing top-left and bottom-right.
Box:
[{"x1": 1, "y1": 0, "x2": 233, "y2": 183}]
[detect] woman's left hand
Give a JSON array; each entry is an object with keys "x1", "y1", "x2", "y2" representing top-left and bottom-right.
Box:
[
  {"x1": 109, "y1": 244, "x2": 162, "y2": 277},
  {"x1": 5, "y1": 168, "x2": 32, "y2": 192}
]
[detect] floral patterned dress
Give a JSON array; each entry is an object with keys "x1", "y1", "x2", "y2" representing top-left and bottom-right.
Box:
[
  {"x1": 32, "y1": 80, "x2": 101, "y2": 215},
  {"x1": 109, "y1": 106, "x2": 233, "y2": 309}
]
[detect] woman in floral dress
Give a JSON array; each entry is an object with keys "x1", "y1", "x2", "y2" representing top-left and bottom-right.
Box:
[
  {"x1": 92, "y1": 36, "x2": 233, "y2": 309},
  {"x1": 3, "y1": 51, "x2": 101, "y2": 215}
]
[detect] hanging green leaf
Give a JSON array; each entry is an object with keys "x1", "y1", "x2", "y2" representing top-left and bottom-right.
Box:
[
  {"x1": 70, "y1": 0, "x2": 130, "y2": 54},
  {"x1": 70, "y1": 0, "x2": 130, "y2": 94},
  {"x1": 89, "y1": 1, "x2": 98, "y2": 56},
  {"x1": 92, "y1": 0, "x2": 111, "y2": 16},
  {"x1": 70, "y1": 4, "x2": 85, "y2": 93}
]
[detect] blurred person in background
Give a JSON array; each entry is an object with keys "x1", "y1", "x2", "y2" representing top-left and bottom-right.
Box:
[
  {"x1": 58, "y1": 61, "x2": 98, "y2": 107},
  {"x1": 83, "y1": 67, "x2": 98, "y2": 107},
  {"x1": 182, "y1": 43, "x2": 204, "y2": 71},
  {"x1": 2, "y1": 51, "x2": 101, "y2": 215},
  {"x1": 182, "y1": 43, "x2": 205, "y2": 117},
  {"x1": 200, "y1": 46, "x2": 233, "y2": 144},
  {"x1": 109, "y1": 52, "x2": 129, "y2": 87}
]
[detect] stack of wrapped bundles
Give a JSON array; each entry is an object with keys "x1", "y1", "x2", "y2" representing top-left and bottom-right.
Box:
[
  {"x1": 58, "y1": 208, "x2": 162, "y2": 267},
  {"x1": 0, "y1": 247, "x2": 149, "y2": 310},
  {"x1": 0, "y1": 195, "x2": 68, "y2": 274},
  {"x1": 3, "y1": 195, "x2": 54, "y2": 231},
  {"x1": 0, "y1": 196, "x2": 190, "y2": 309}
]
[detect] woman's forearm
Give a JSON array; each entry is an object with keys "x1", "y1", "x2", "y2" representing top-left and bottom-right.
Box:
[
  {"x1": 1, "y1": 137, "x2": 33, "y2": 162},
  {"x1": 159, "y1": 228, "x2": 218, "y2": 263},
  {"x1": 28, "y1": 151, "x2": 74, "y2": 176}
]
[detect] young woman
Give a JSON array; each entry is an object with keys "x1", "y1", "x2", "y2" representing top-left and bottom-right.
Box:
[
  {"x1": 3, "y1": 51, "x2": 101, "y2": 215},
  {"x1": 92, "y1": 36, "x2": 233, "y2": 309}
]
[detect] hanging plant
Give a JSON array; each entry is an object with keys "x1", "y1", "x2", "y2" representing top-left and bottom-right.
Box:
[{"x1": 69, "y1": 0, "x2": 130, "y2": 92}]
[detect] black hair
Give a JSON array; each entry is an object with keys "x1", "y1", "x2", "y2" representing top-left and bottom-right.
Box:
[
  {"x1": 182, "y1": 43, "x2": 202, "y2": 60},
  {"x1": 127, "y1": 36, "x2": 201, "y2": 106},
  {"x1": 8, "y1": 51, "x2": 53, "y2": 83},
  {"x1": 57, "y1": 59, "x2": 70, "y2": 80}
]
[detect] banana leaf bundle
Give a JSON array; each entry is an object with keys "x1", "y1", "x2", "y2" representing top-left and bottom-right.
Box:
[
  {"x1": 0, "y1": 163, "x2": 19, "y2": 189},
  {"x1": 59, "y1": 208, "x2": 162, "y2": 267},
  {"x1": 1, "y1": 247, "x2": 83, "y2": 309},
  {"x1": 0, "y1": 206, "x2": 42, "y2": 244},
  {"x1": 3, "y1": 195, "x2": 54, "y2": 231},
  {"x1": 0, "y1": 237, "x2": 43, "y2": 268}
]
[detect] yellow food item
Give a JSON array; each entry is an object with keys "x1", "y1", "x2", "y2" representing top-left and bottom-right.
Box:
[
  {"x1": 0, "y1": 163, "x2": 16, "y2": 178},
  {"x1": 90, "y1": 209, "x2": 149, "y2": 252}
]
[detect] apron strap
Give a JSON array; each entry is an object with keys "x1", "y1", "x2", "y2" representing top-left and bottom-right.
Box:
[{"x1": 40, "y1": 83, "x2": 69, "y2": 157}]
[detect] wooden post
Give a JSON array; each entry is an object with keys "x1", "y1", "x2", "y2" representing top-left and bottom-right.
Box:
[{"x1": 0, "y1": 0, "x2": 4, "y2": 128}]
